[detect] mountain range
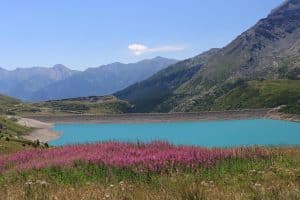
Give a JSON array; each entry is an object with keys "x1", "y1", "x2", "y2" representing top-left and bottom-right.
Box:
[
  {"x1": 0, "y1": 57, "x2": 177, "y2": 101},
  {"x1": 116, "y1": 0, "x2": 300, "y2": 113},
  {"x1": 0, "y1": 64, "x2": 79, "y2": 101},
  {"x1": 1, "y1": 0, "x2": 300, "y2": 114}
]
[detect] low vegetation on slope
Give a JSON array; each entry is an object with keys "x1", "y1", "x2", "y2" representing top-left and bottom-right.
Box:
[
  {"x1": 0, "y1": 116, "x2": 42, "y2": 154},
  {"x1": 174, "y1": 79, "x2": 300, "y2": 113},
  {"x1": 0, "y1": 116, "x2": 30, "y2": 136},
  {"x1": 214, "y1": 79, "x2": 300, "y2": 112},
  {"x1": 31, "y1": 96, "x2": 132, "y2": 115},
  {"x1": 0, "y1": 93, "x2": 132, "y2": 116},
  {"x1": 0, "y1": 94, "x2": 21, "y2": 114},
  {"x1": 123, "y1": 78, "x2": 300, "y2": 114},
  {"x1": 0, "y1": 94, "x2": 41, "y2": 115}
]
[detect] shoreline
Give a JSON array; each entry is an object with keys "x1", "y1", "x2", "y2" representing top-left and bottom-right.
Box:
[
  {"x1": 17, "y1": 117, "x2": 61, "y2": 143},
  {"x1": 22, "y1": 109, "x2": 272, "y2": 124},
  {"x1": 20, "y1": 109, "x2": 300, "y2": 143}
]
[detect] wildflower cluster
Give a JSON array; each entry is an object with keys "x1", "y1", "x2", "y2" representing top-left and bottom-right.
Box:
[{"x1": 0, "y1": 141, "x2": 269, "y2": 173}]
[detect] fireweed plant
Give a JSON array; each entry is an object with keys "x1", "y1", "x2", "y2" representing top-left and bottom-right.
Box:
[{"x1": 0, "y1": 141, "x2": 271, "y2": 174}]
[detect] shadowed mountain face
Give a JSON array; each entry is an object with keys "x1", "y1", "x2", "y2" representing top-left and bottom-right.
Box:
[
  {"x1": 2, "y1": 57, "x2": 176, "y2": 102},
  {"x1": 115, "y1": 49, "x2": 220, "y2": 112},
  {"x1": 0, "y1": 65, "x2": 79, "y2": 101},
  {"x1": 116, "y1": 0, "x2": 300, "y2": 112}
]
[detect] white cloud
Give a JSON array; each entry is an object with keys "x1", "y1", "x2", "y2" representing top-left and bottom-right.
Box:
[{"x1": 128, "y1": 43, "x2": 184, "y2": 55}]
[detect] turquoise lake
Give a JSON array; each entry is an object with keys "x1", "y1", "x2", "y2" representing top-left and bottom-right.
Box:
[{"x1": 49, "y1": 119, "x2": 300, "y2": 147}]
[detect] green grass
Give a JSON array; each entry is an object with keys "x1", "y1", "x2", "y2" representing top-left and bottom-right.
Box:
[
  {"x1": 29, "y1": 96, "x2": 132, "y2": 115},
  {"x1": 174, "y1": 79, "x2": 300, "y2": 113},
  {"x1": 0, "y1": 116, "x2": 31, "y2": 136},
  {"x1": 0, "y1": 94, "x2": 42, "y2": 115},
  {"x1": 0, "y1": 116, "x2": 44, "y2": 154},
  {"x1": 0, "y1": 94, "x2": 21, "y2": 115},
  {"x1": 0, "y1": 148, "x2": 299, "y2": 199},
  {"x1": 212, "y1": 79, "x2": 300, "y2": 113},
  {"x1": 188, "y1": 79, "x2": 300, "y2": 114},
  {"x1": 280, "y1": 100, "x2": 300, "y2": 114},
  {"x1": 0, "y1": 93, "x2": 132, "y2": 116}
]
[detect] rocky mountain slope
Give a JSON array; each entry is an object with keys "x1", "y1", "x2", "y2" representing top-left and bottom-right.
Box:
[
  {"x1": 116, "y1": 49, "x2": 219, "y2": 112},
  {"x1": 116, "y1": 0, "x2": 300, "y2": 113}
]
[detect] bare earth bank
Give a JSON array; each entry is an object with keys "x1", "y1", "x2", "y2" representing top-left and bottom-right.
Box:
[
  {"x1": 17, "y1": 118, "x2": 60, "y2": 143},
  {"x1": 20, "y1": 109, "x2": 300, "y2": 143}
]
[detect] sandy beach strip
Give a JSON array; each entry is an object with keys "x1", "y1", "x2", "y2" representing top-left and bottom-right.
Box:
[{"x1": 17, "y1": 117, "x2": 60, "y2": 143}]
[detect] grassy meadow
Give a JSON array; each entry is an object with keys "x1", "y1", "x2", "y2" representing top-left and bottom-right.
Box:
[{"x1": 0, "y1": 140, "x2": 299, "y2": 200}]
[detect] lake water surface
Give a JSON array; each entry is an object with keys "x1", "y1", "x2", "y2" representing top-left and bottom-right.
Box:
[{"x1": 50, "y1": 119, "x2": 300, "y2": 147}]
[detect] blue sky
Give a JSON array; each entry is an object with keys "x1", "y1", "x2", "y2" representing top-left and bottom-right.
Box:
[{"x1": 0, "y1": 0, "x2": 283, "y2": 70}]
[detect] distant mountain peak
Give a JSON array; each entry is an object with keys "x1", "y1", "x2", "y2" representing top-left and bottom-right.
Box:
[
  {"x1": 53, "y1": 64, "x2": 69, "y2": 70},
  {"x1": 110, "y1": 62, "x2": 123, "y2": 65},
  {"x1": 29, "y1": 57, "x2": 178, "y2": 101},
  {"x1": 149, "y1": 56, "x2": 175, "y2": 61},
  {"x1": 137, "y1": 57, "x2": 178, "y2": 65},
  {"x1": 270, "y1": 0, "x2": 300, "y2": 15},
  {"x1": 153, "y1": 56, "x2": 167, "y2": 60}
]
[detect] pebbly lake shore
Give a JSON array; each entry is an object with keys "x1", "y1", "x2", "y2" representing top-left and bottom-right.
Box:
[{"x1": 19, "y1": 109, "x2": 300, "y2": 143}]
